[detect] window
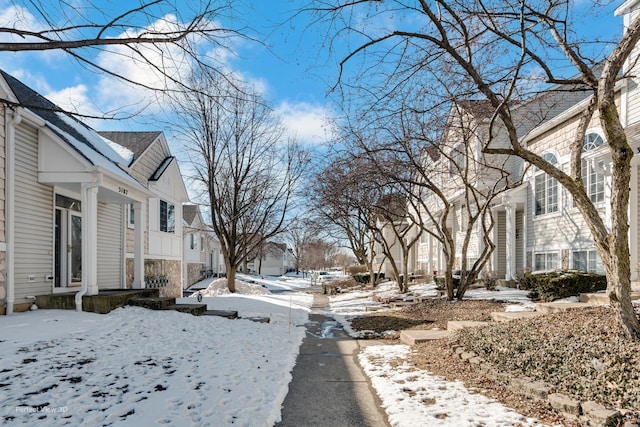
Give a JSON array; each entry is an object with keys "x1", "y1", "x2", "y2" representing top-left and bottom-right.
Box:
[
  {"x1": 449, "y1": 144, "x2": 465, "y2": 177},
  {"x1": 534, "y1": 252, "x2": 558, "y2": 271},
  {"x1": 583, "y1": 132, "x2": 604, "y2": 151},
  {"x1": 56, "y1": 194, "x2": 81, "y2": 212},
  {"x1": 190, "y1": 234, "x2": 196, "y2": 250},
  {"x1": 582, "y1": 133, "x2": 605, "y2": 203},
  {"x1": 572, "y1": 250, "x2": 604, "y2": 274},
  {"x1": 534, "y1": 153, "x2": 559, "y2": 215},
  {"x1": 160, "y1": 200, "x2": 175, "y2": 233},
  {"x1": 201, "y1": 236, "x2": 205, "y2": 252},
  {"x1": 128, "y1": 204, "x2": 135, "y2": 227}
]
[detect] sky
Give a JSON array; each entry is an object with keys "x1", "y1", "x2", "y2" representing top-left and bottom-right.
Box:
[
  {"x1": 0, "y1": 0, "x2": 341, "y2": 147},
  {"x1": 0, "y1": 273, "x2": 546, "y2": 426},
  {"x1": 0, "y1": 1, "x2": 627, "y2": 152}
]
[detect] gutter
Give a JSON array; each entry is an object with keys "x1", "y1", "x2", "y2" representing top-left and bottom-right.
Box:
[
  {"x1": 5, "y1": 109, "x2": 21, "y2": 315},
  {"x1": 75, "y1": 172, "x2": 103, "y2": 312}
]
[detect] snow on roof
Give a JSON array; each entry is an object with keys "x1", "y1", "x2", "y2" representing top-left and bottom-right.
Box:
[
  {"x1": 149, "y1": 156, "x2": 175, "y2": 181},
  {"x1": 0, "y1": 69, "x2": 146, "y2": 190},
  {"x1": 55, "y1": 112, "x2": 130, "y2": 166},
  {"x1": 103, "y1": 136, "x2": 135, "y2": 165},
  {"x1": 46, "y1": 118, "x2": 143, "y2": 188}
]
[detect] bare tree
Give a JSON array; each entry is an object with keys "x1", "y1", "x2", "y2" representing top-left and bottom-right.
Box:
[
  {"x1": 334, "y1": 91, "x2": 520, "y2": 299},
  {"x1": 372, "y1": 192, "x2": 422, "y2": 293},
  {"x1": 307, "y1": 0, "x2": 640, "y2": 339},
  {"x1": 0, "y1": 1, "x2": 249, "y2": 118},
  {"x1": 311, "y1": 154, "x2": 381, "y2": 287},
  {"x1": 173, "y1": 72, "x2": 307, "y2": 292},
  {"x1": 285, "y1": 217, "x2": 322, "y2": 275}
]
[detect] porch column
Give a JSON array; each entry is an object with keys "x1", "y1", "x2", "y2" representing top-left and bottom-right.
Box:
[
  {"x1": 522, "y1": 208, "x2": 528, "y2": 273},
  {"x1": 491, "y1": 208, "x2": 499, "y2": 275},
  {"x1": 505, "y1": 204, "x2": 516, "y2": 281},
  {"x1": 82, "y1": 184, "x2": 99, "y2": 296},
  {"x1": 133, "y1": 201, "x2": 146, "y2": 288},
  {"x1": 427, "y1": 233, "x2": 434, "y2": 274},
  {"x1": 477, "y1": 214, "x2": 485, "y2": 266}
]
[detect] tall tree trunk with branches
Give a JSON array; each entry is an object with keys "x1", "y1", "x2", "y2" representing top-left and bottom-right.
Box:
[{"x1": 173, "y1": 72, "x2": 307, "y2": 292}]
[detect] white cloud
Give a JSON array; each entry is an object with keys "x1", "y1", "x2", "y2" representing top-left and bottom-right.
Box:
[
  {"x1": 89, "y1": 13, "x2": 252, "y2": 120},
  {"x1": 0, "y1": 3, "x2": 42, "y2": 39},
  {"x1": 92, "y1": 14, "x2": 199, "y2": 115},
  {"x1": 46, "y1": 84, "x2": 90, "y2": 113},
  {"x1": 275, "y1": 101, "x2": 336, "y2": 145}
]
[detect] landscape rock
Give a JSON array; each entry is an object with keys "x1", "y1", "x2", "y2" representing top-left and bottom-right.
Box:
[
  {"x1": 580, "y1": 401, "x2": 620, "y2": 427},
  {"x1": 548, "y1": 393, "x2": 581, "y2": 417},
  {"x1": 510, "y1": 377, "x2": 551, "y2": 400},
  {"x1": 460, "y1": 351, "x2": 476, "y2": 361}
]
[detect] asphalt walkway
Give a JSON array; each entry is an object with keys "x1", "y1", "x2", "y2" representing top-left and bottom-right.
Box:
[{"x1": 275, "y1": 289, "x2": 389, "y2": 427}]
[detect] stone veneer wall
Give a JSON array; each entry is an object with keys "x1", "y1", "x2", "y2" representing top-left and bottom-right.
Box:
[
  {"x1": 126, "y1": 258, "x2": 182, "y2": 298},
  {"x1": 187, "y1": 263, "x2": 205, "y2": 287}
]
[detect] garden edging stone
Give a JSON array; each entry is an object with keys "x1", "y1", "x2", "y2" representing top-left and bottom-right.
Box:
[{"x1": 450, "y1": 342, "x2": 623, "y2": 426}]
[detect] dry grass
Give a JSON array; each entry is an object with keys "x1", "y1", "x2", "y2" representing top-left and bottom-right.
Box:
[{"x1": 350, "y1": 299, "x2": 505, "y2": 332}]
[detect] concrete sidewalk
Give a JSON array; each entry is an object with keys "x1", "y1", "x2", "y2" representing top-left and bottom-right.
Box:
[{"x1": 275, "y1": 291, "x2": 389, "y2": 427}]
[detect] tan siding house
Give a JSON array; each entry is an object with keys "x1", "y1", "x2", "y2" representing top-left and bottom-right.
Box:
[{"x1": 0, "y1": 70, "x2": 184, "y2": 314}]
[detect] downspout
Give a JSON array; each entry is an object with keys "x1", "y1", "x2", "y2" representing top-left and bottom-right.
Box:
[
  {"x1": 5, "y1": 109, "x2": 21, "y2": 315},
  {"x1": 75, "y1": 172, "x2": 102, "y2": 312}
]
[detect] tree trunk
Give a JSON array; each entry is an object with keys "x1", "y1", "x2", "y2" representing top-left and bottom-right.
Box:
[
  {"x1": 365, "y1": 260, "x2": 376, "y2": 288},
  {"x1": 600, "y1": 101, "x2": 640, "y2": 339},
  {"x1": 400, "y1": 252, "x2": 410, "y2": 293},
  {"x1": 226, "y1": 263, "x2": 237, "y2": 293}
]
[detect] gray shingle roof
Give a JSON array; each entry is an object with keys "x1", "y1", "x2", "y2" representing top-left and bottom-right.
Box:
[
  {"x1": 183, "y1": 205, "x2": 199, "y2": 225},
  {"x1": 98, "y1": 131, "x2": 162, "y2": 164},
  {"x1": 0, "y1": 69, "x2": 145, "y2": 188}
]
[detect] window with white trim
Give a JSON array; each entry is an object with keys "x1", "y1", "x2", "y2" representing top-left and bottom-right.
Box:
[
  {"x1": 582, "y1": 133, "x2": 605, "y2": 203},
  {"x1": 200, "y1": 236, "x2": 205, "y2": 252},
  {"x1": 572, "y1": 250, "x2": 604, "y2": 274},
  {"x1": 160, "y1": 200, "x2": 175, "y2": 233},
  {"x1": 534, "y1": 153, "x2": 559, "y2": 216},
  {"x1": 190, "y1": 234, "x2": 196, "y2": 250},
  {"x1": 534, "y1": 252, "x2": 559, "y2": 271},
  {"x1": 449, "y1": 144, "x2": 465, "y2": 178}
]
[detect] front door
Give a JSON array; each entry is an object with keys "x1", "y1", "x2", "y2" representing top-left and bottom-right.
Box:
[{"x1": 54, "y1": 195, "x2": 82, "y2": 288}]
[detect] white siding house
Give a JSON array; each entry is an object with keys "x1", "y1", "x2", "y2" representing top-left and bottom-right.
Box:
[
  {"x1": 99, "y1": 132, "x2": 190, "y2": 297},
  {"x1": 247, "y1": 242, "x2": 290, "y2": 276},
  {"x1": 182, "y1": 204, "x2": 223, "y2": 287},
  {"x1": 406, "y1": 1, "x2": 640, "y2": 285}
]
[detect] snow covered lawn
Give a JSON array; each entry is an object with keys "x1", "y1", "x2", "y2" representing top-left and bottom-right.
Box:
[
  {"x1": 0, "y1": 274, "x2": 550, "y2": 426},
  {"x1": 0, "y1": 289, "x2": 312, "y2": 426},
  {"x1": 360, "y1": 345, "x2": 547, "y2": 427}
]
